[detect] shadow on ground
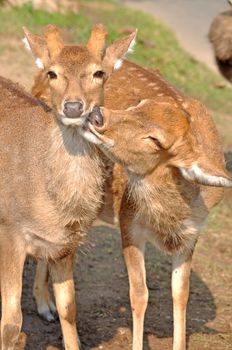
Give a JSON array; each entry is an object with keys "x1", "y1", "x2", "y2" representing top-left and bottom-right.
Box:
[{"x1": 19, "y1": 223, "x2": 217, "y2": 350}]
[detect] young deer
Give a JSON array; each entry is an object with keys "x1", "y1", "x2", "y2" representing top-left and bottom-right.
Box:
[
  {"x1": 22, "y1": 24, "x2": 136, "y2": 322},
  {"x1": 0, "y1": 25, "x2": 136, "y2": 350},
  {"x1": 82, "y1": 97, "x2": 232, "y2": 350}
]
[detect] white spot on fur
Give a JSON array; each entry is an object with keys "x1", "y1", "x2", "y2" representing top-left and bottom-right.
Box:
[
  {"x1": 128, "y1": 67, "x2": 137, "y2": 71},
  {"x1": 35, "y1": 58, "x2": 44, "y2": 69},
  {"x1": 157, "y1": 93, "x2": 164, "y2": 97},
  {"x1": 182, "y1": 102, "x2": 189, "y2": 109},
  {"x1": 148, "y1": 83, "x2": 156, "y2": 87},
  {"x1": 180, "y1": 163, "x2": 232, "y2": 187}
]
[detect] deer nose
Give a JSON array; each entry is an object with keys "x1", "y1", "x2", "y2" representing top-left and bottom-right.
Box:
[
  {"x1": 63, "y1": 101, "x2": 83, "y2": 118},
  {"x1": 88, "y1": 106, "x2": 104, "y2": 127}
]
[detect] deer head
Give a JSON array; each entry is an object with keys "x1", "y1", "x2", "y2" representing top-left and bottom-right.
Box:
[
  {"x1": 81, "y1": 97, "x2": 232, "y2": 187},
  {"x1": 23, "y1": 24, "x2": 136, "y2": 126}
]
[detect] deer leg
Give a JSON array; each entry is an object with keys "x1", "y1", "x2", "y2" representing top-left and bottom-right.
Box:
[
  {"x1": 172, "y1": 251, "x2": 192, "y2": 350},
  {"x1": 49, "y1": 254, "x2": 80, "y2": 350},
  {"x1": 0, "y1": 242, "x2": 26, "y2": 350},
  {"x1": 33, "y1": 261, "x2": 57, "y2": 322},
  {"x1": 123, "y1": 236, "x2": 148, "y2": 350}
]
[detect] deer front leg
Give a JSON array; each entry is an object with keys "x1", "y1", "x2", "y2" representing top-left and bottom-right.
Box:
[
  {"x1": 123, "y1": 232, "x2": 148, "y2": 350},
  {"x1": 172, "y1": 251, "x2": 193, "y2": 350},
  {"x1": 49, "y1": 254, "x2": 80, "y2": 350},
  {"x1": 0, "y1": 240, "x2": 26, "y2": 350},
  {"x1": 33, "y1": 261, "x2": 57, "y2": 322}
]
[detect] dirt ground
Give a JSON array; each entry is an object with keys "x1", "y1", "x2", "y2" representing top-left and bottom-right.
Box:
[{"x1": 0, "y1": 19, "x2": 232, "y2": 350}]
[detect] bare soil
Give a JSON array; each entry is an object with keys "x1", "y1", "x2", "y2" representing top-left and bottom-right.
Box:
[{"x1": 0, "y1": 26, "x2": 232, "y2": 350}]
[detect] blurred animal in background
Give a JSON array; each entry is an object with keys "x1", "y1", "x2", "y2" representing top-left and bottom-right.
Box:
[{"x1": 208, "y1": 0, "x2": 232, "y2": 82}]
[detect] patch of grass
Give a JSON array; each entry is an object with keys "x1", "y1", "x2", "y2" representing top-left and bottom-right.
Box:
[{"x1": 0, "y1": 0, "x2": 232, "y2": 117}]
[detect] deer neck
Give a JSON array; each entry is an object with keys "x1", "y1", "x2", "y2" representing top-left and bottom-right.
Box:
[
  {"x1": 126, "y1": 166, "x2": 207, "y2": 253},
  {"x1": 46, "y1": 122, "x2": 105, "y2": 230},
  {"x1": 127, "y1": 166, "x2": 200, "y2": 227}
]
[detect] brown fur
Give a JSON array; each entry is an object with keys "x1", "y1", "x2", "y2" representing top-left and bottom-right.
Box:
[
  {"x1": 0, "y1": 25, "x2": 137, "y2": 350},
  {"x1": 28, "y1": 25, "x2": 231, "y2": 350},
  {"x1": 82, "y1": 96, "x2": 231, "y2": 350},
  {"x1": 0, "y1": 76, "x2": 104, "y2": 350}
]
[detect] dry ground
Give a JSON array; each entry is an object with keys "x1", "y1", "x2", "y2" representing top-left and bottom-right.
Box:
[{"x1": 0, "y1": 23, "x2": 231, "y2": 350}]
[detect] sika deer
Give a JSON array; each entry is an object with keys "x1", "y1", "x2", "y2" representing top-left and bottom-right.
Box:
[
  {"x1": 82, "y1": 97, "x2": 232, "y2": 350},
  {"x1": 0, "y1": 24, "x2": 136, "y2": 350},
  {"x1": 22, "y1": 24, "x2": 136, "y2": 322}
]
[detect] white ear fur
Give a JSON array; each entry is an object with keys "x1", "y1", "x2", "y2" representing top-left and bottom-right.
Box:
[
  {"x1": 22, "y1": 37, "x2": 31, "y2": 51},
  {"x1": 114, "y1": 29, "x2": 137, "y2": 71},
  {"x1": 114, "y1": 59, "x2": 123, "y2": 70},
  {"x1": 180, "y1": 163, "x2": 232, "y2": 188},
  {"x1": 35, "y1": 58, "x2": 44, "y2": 69},
  {"x1": 22, "y1": 37, "x2": 44, "y2": 69},
  {"x1": 127, "y1": 35, "x2": 136, "y2": 54}
]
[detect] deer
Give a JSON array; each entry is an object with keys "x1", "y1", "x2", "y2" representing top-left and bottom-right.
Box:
[
  {"x1": 0, "y1": 24, "x2": 136, "y2": 350},
  {"x1": 21, "y1": 24, "x2": 137, "y2": 323},
  {"x1": 208, "y1": 0, "x2": 232, "y2": 83},
  {"x1": 81, "y1": 96, "x2": 232, "y2": 350}
]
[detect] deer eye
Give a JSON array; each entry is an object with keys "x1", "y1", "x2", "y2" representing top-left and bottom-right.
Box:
[
  {"x1": 47, "y1": 71, "x2": 57, "y2": 80},
  {"x1": 149, "y1": 136, "x2": 163, "y2": 149},
  {"x1": 93, "y1": 70, "x2": 105, "y2": 79}
]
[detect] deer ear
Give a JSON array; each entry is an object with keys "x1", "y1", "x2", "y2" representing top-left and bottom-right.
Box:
[
  {"x1": 87, "y1": 23, "x2": 108, "y2": 60},
  {"x1": 44, "y1": 24, "x2": 64, "y2": 61},
  {"x1": 180, "y1": 162, "x2": 232, "y2": 188},
  {"x1": 102, "y1": 30, "x2": 137, "y2": 72},
  {"x1": 177, "y1": 97, "x2": 232, "y2": 188},
  {"x1": 23, "y1": 27, "x2": 49, "y2": 69}
]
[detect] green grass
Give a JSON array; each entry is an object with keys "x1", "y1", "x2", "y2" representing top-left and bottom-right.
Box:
[{"x1": 0, "y1": 0, "x2": 232, "y2": 115}]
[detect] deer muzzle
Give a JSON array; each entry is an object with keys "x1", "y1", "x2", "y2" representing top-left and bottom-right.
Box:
[{"x1": 63, "y1": 100, "x2": 84, "y2": 119}]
